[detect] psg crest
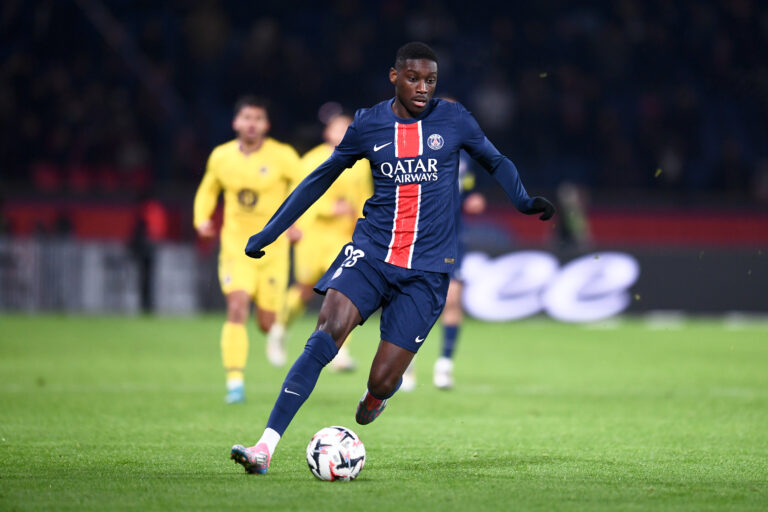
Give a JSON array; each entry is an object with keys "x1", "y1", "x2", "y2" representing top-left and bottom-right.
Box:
[{"x1": 427, "y1": 133, "x2": 444, "y2": 150}]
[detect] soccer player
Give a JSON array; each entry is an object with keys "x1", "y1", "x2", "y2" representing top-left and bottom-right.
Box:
[
  {"x1": 284, "y1": 112, "x2": 373, "y2": 371},
  {"x1": 231, "y1": 42, "x2": 555, "y2": 474},
  {"x1": 194, "y1": 96, "x2": 301, "y2": 404}
]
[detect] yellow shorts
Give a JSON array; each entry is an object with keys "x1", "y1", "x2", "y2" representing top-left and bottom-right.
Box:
[
  {"x1": 218, "y1": 244, "x2": 288, "y2": 313},
  {"x1": 293, "y1": 233, "x2": 350, "y2": 286}
]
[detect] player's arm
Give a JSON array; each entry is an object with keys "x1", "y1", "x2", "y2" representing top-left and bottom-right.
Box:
[
  {"x1": 193, "y1": 151, "x2": 222, "y2": 238},
  {"x1": 297, "y1": 150, "x2": 334, "y2": 223},
  {"x1": 245, "y1": 155, "x2": 350, "y2": 257},
  {"x1": 245, "y1": 121, "x2": 364, "y2": 258},
  {"x1": 458, "y1": 106, "x2": 555, "y2": 220}
]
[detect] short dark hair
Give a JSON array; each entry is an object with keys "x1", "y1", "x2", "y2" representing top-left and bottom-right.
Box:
[
  {"x1": 394, "y1": 42, "x2": 438, "y2": 69},
  {"x1": 234, "y1": 95, "x2": 270, "y2": 117}
]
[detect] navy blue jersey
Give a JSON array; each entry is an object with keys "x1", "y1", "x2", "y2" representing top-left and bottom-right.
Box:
[
  {"x1": 245, "y1": 98, "x2": 536, "y2": 273},
  {"x1": 328, "y1": 97, "x2": 531, "y2": 273}
]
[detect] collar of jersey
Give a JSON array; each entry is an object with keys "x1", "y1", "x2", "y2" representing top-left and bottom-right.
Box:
[{"x1": 387, "y1": 97, "x2": 437, "y2": 123}]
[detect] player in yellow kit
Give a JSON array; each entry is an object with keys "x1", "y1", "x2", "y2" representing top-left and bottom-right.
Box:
[
  {"x1": 194, "y1": 96, "x2": 301, "y2": 403},
  {"x1": 285, "y1": 113, "x2": 373, "y2": 370}
]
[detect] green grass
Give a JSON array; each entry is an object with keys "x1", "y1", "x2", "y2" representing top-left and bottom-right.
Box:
[{"x1": 1, "y1": 314, "x2": 766, "y2": 511}]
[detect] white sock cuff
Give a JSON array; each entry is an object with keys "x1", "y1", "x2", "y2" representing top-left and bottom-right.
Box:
[
  {"x1": 226, "y1": 378, "x2": 244, "y2": 390},
  {"x1": 258, "y1": 427, "x2": 281, "y2": 455}
]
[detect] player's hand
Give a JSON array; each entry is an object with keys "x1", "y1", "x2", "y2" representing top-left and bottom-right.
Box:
[
  {"x1": 245, "y1": 233, "x2": 266, "y2": 259},
  {"x1": 463, "y1": 192, "x2": 486, "y2": 215},
  {"x1": 522, "y1": 196, "x2": 556, "y2": 221},
  {"x1": 196, "y1": 220, "x2": 216, "y2": 239},
  {"x1": 287, "y1": 225, "x2": 302, "y2": 243}
]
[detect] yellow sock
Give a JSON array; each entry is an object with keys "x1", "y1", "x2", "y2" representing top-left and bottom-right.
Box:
[
  {"x1": 283, "y1": 286, "x2": 306, "y2": 326},
  {"x1": 221, "y1": 321, "x2": 248, "y2": 381}
]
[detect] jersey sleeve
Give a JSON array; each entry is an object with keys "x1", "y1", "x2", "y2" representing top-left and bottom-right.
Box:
[
  {"x1": 245, "y1": 152, "x2": 350, "y2": 255},
  {"x1": 332, "y1": 110, "x2": 366, "y2": 167},
  {"x1": 457, "y1": 104, "x2": 534, "y2": 212},
  {"x1": 301, "y1": 147, "x2": 338, "y2": 220},
  {"x1": 244, "y1": 114, "x2": 367, "y2": 255},
  {"x1": 324, "y1": 113, "x2": 368, "y2": 216},
  {"x1": 193, "y1": 149, "x2": 222, "y2": 228}
]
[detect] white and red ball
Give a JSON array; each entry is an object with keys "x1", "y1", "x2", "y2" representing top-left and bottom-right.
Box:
[{"x1": 306, "y1": 426, "x2": 365, "y2": 481}]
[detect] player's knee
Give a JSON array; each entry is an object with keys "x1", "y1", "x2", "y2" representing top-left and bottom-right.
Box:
[
  {"x1": 315, "y1": 291, "x2": 360, "y2": 347},
  {"x1": 226, "y1": 305, "x2": 248, "y2": 323},
  {"x1": 226, "y1": 292, "x2": 249, "y2": 323},
  {"x1": 315, "y1": 314, "x2": 348, "y2": 347}
]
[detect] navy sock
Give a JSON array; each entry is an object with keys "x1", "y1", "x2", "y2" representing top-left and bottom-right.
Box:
[
  {"x1": 266, "y1": 330, "x2": 338, "y2": 435},
  {"x1": 442, "y1": 325, "x2": 460, "y2": 359}
]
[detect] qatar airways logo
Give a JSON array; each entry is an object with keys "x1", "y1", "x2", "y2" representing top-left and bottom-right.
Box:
[{"x1": 379, "y1": 158, "x2": 439, "y2": 183}]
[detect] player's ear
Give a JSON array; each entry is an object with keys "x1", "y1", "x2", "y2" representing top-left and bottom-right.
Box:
[{"x1": 389, "y1": 67, "x2": 398, "y2": 85}]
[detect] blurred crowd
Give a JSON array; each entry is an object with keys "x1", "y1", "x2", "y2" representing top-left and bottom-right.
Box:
[{"x1": 2, "y1": 0, "x2": 767, "y2": 204}]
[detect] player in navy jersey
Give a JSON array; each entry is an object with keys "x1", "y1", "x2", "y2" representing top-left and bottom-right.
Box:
[{"x1": 231, "y1": 41, "x2": 555, "y2": 475}]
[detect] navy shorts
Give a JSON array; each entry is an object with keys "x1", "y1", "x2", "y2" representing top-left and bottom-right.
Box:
[{"x1": 314, "y1": 243, "x2": 450, "y2": 353}]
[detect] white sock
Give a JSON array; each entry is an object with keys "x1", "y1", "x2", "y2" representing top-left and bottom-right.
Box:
[
  {"x1": 226, "y1": 378, "x2": 244, "y2": 391},
  {"x1": 266, "y1": 323, "x2": 286, "y2": 345},
  {"x1": 257, "y1": 427, "x2": 281, "y2": 455}
]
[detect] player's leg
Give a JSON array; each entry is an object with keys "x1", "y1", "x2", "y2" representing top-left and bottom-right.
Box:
[
  {"x1": 232, "y1": 242, "x2": 384, "y2": 474},
  {"x1": 434, "y1": 279, "x2": 463, "y2": 389},
  {"x1": 355, "y1": 341, "x2": 413, "y2": 424},
  {"x1": 356, "y1": 267, "x2": 450, "y2": 424},
  {"x1": 321, "y1": 241, "x2": 359, "y2": 372},
  {"x1": 218, "y1": 251, "x2": 263, "y2": 403},
  {"x1": 232, "y1": 289, "x2": 361, "y2": 474},
  {"x1": 292, "y1": 239, "x2": 357, "y2": 371},
  {"x1": 256, "y1": 305, "x2": 287, "y2": 367},
  {"x1": 289, "y1": 280, "x2": 357, "y2": 372},
  {"x1": 329, "y1": 327, "x2": 357, "y2": 372},
  {"x1": 254, "y1": 250, "x2": 290, "y2": 367},
  {"x1": 221, "y1": 290, "x2": 251, "y2": 404}
]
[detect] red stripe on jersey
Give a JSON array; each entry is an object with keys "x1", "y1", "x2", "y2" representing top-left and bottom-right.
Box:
[
  {"x1": 385, "y1": 184, "x2": 422, "y2": 268},
  {"x1": 394, "y1": 122, "x2": 423, "y2": 158}
]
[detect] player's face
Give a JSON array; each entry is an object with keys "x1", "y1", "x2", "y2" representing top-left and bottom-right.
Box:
[
  {"x1": 390, "y1": 59, "x2": 438, "y2": 118},
  {"x1": 323, "y1": 115, "x2": 352, "y2": 147},
  {"x1": 233, "y1": 106, "x2": 270, "y2": 144}
]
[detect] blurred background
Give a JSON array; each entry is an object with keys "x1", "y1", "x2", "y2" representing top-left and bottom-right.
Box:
[{"x1": 1, "y1": 0, "x2": 766, "y2": 317}]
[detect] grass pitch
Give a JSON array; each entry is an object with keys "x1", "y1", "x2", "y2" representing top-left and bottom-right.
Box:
[{"x1": 0, "y1": 314, "x2": 766, "y2": 511}]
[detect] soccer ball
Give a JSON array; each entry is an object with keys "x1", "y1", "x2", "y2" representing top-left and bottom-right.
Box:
[{"x1": 306, "y1": 426, "x2": 365, "y2": 481}]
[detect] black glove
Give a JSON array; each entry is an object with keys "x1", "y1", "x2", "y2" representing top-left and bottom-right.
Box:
[
  {"x1": 244, "y1": 233, "x2": 266, "y2": 259},
  {"x1": 522, "y1": 196, "x2": 555, "y2": 221}
]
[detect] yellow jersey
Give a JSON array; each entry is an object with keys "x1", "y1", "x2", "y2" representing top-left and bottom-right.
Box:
[
  {"x1": 194, "y1": 138, "x2": 301, "y2": 256},
  {"x1": 295, "y1": 143, "x2": 372, "y2": 238}
]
